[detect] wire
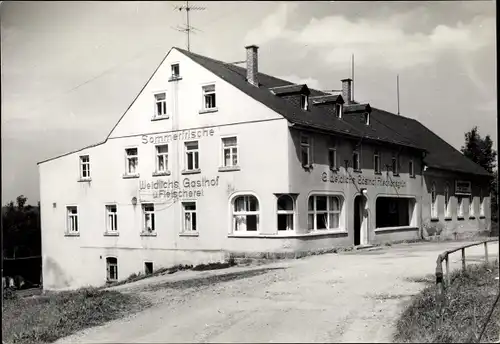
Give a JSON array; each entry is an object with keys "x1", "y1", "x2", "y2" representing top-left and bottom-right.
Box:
[{"x1": 477, "y1": 291, "x2": 500, "y2": 343}]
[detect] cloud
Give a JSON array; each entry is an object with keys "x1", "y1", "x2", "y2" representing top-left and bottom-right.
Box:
[
  {"x1": 277, "y1": 74, "x2": 323, "y2": 90},
  {"x1": 245, "y1": 4, "x2": 495, "y2": 70}
]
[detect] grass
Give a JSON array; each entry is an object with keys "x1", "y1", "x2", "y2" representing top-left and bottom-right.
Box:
[
  {"x1": 2, "y1": 287, "x2": 150, "y2": 344},
  {"x1": 394, "y1": 260, "x2": 500, "y2": 343}
]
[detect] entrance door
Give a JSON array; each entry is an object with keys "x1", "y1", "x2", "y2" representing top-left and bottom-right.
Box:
[{"x1": 354, "y1": 195, "x2": 368, "y2": 246}]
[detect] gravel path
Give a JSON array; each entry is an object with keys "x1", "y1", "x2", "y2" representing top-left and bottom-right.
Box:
[{"x1": 55, "y1": 240, "x2": 499, "y2": 343}]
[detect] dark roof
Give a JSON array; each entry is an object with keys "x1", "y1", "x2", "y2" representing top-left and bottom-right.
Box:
[
  {"x1": 269, "y1": 84, "x2": 310, "y2": 95},
  {"x1": 311, "y1": 94, "x2": 344, "y2": 105},
  {"x1": 177, "y1": 48, "x2": 491, "y2": 177},
  {"x1": 344, "y1": 103, "x2": 371, "y2": 113}
]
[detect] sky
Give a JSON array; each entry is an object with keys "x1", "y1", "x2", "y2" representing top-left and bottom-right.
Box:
[{"x1": 1, "y1": 1, "x2": 497, "y2": 205}]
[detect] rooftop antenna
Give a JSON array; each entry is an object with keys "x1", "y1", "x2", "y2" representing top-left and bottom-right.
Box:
[
  {"x1": 397, "y1": 74, "x2": 400, "y2": 115},
  {"x1": 351, "y1": 53, "x2": 354, "y2": 101},
  {"x1": 173, "y1": 1, "x2": 206, "y2": 52}
]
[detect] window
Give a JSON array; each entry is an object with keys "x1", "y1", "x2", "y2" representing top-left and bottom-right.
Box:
[
  {"x1": 145, "y1": 262, "x2": 153, "y2": 275},
  {"x1": 335, "y1": 104, "x2": 343, "y2": 118},
  {"x1": 79, "y1": 155, "x2": 90, "y2": 179},
  {"x1": 185, "y1": 141, "x2": 199, "y2": 171},
  {"x1": 125, "y1": 148, "x2": 138, "y2": 175},
  {"x1": 328, "y1": 148, "x2": 337, "y2": 170},
  {"x1": 376, "y1": 197, "x2": 415, "y2": 228},
  {"x1": 352, "y1": 150, "x2": 360, "y2": 171},
  {"x1": 154, "y1": 92, "x2": 167, "y2": 117},
  {"x1": 457, "y1": 197, "x2": 464, "y2": 218},
  {"x1": 444, "y1": 184, "x2": 450, "y2": 218},
  {"x1": 171, "y1": 63, "x2": 180, "y2": 78},
  {"x1": 142, "y1": 204, "x2": 155, "y2": 233},
  {"x1": 182, "y1": 202, "x2": 197, "y2": 232},
  {"x1": 106, "y1": 257, "x2": 118, "y2": 282},
  {"x1": 202, "y1": 84, "x2": 216, "y2": 110},
  {"x1": 232, "y1": 195, "x2": 259, "y2": 232},
  {"x1": 392, "y1": 154, "x2": 399, "y2": 175},
  {"x1": 301, "y1": 95, "x2": 309, "y2": 110},
  {"x1": 66, "y1": 206, "x2": 78, "y2": 233},
  {"x1": 374, "y1": 151, "x2": 381, "y2": 174},
  {"x1": 106, "y1": 205, "x2": 118, "y2": 232},
  {"x1": 222, "y1": 137, "x2": 238, "y2": 167},
  {"x1": 155, "y1": 144, "x2": 169, "y2": 173},
  {"x1": 409, "y1": 159, "x2": 415, "y2": 178},
  {"x1": 431, "y1": 183, "x2": 437, "y2": 219},
  {"x1": 277, "y1": 195, "x2": 294, "y2": 231},
  {"x1": 480, "y1": 189, "x2": 485, "y2": 217},
  {"x1": 307, "y1": 195, "x2": 341, "y2": 230},
  {"x1": 364, "y1": 112, "x2": 370, "y2": 125},
  {"x1": 469, "y1": 195, "x2": 475, "y2": 218},
  {"x1": 300, "y1": 135, "x2": 311, "y2": 166}
]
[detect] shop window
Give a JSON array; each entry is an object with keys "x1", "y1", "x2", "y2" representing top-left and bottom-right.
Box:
[
  {"x1": 106, "y1": 257, "x2": 118, "y2": 282},
  {"x1": 277, "y1": 195, "x2": 295, "y2": 231},
  {"x1": 232, "y1": 195, "x2": 259, "y2": 232},
  {"x1": 307, "y1": 195, "x2": 342, "y2": 230},
  {"x1": 376, "y1": 197, "x2": 415, "y2": 228}
]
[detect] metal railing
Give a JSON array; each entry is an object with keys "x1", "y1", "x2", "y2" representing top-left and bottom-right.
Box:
[{"x1": 434, "y1": 238, "x2": 499, "y2": 336}]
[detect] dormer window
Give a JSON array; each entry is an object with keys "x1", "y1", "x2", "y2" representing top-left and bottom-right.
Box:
[
  {"x1": 335, "y1": 104, "x2": 343, "y2": 118},
  {"x1": 364, "y1": 112, "x2": 370, "y2": 125},
  {"x1": 301, "y1": 94, "x2": 309, "y2": 110}
]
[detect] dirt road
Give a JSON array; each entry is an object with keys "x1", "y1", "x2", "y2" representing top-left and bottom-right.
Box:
[{"x1": 55, "y1": 241, "x2": 499, "y2": 343}]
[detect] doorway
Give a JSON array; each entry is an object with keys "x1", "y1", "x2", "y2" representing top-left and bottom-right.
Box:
[{"x1": 354, "y1": 195, "x2": 368, "y2": 246}]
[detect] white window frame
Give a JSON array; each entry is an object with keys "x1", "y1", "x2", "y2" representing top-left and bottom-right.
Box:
[
  {"x1": 221, "y1": 136, "x2": 238, "y2": 168},
  {"x1": 231, "y1": 194, "x2": 260, "y2": 234},
  {"x1": 154, "y1": 92, "x2": 167, "y2": 118},
  {"x1": 352, "y1": 149, "x2": 361, "y2": 171},
  {"x1": 469, "y1": 195, "x2": 475, "y2": 218},
  {"x1": 277, "y1": 194, "x2": 295, "y2": 232},
  {"x1": 392, "y1": 154, "x2": 399, "y2": 175},
  {"x1": 335, "y1": 104, "x2": 343, "y2": 118},
  {"x1": 444, "y1": 184, "x2": 450, "y2": 218},
  {"x1": 457, "y1": 196, "x2": 464, "y2": 218},
  {"x1": 374, "y1": 150, "x2": 381, "y2": 174},
  {"x1": 300, "y1": 134, "x2": 311, "y2": 167},
  {"x1": 106, "y1": 205, "x2": 118, "y2": 233},
  {"x1": 182, "y1": 201, "x2": 197, "y2": 233},
  {"x1": 328, "y1": 148, "x2": 337, "y2": 170},
  {"x1": 66, "y1": 206, "x2": 79, "y2": 234},
  {"x1": 202, "y1": 84, "x2": 216, "y2": 110},
  {"x1": 155, "y1": 144, "x2": 169, "y2": 173},
  {"x1": 409, "y1": 159, "x2": 415, "y2": 178},
  {"x1": 142, "y1": 203, "x2": 155, "y2": 234},
  {"x1": 106, "y1": 257, "x2": 118, "y2": 282},
  {"x1": 185, "y1": 141, "x2": 200, "y2": 171},
  {"x1": 430, "y1": 183, "x2": 438, "y2": 219},
  {"x1": 171, "y1": 63, "x2": 180, "y2": 79},
  {"x1": 125, "y1": 147, "x2": 139, "y2": 176},
  {"x1": 307, "y1": 195, "x2": 342, "y2": 231},
  {"x1": 79, "y1": 155, "x2": 91, "y2": 180},
  {"x1": 480, "y1": 189, "x2": 485, "y2": 217}
]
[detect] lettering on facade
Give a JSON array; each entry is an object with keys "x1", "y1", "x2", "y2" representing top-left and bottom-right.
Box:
[
  {"x1": 321, "y1": 172, "x2": 407, "y2": 189},
  {"x1": 139, "y1": 176, "x2": 220, "y2": 201},
  {"x1": 142, "y1": 128, "x2": 215, "y2": 144}
]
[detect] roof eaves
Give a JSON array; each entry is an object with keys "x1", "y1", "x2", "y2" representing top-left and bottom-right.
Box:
[{"x1": 37, "y1": 140, "x2": 106, "y2": 165}]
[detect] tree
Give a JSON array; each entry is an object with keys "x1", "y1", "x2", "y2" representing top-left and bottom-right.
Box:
[{"x1": 461, "y1": 126, "x2": 497, "y2": 173}]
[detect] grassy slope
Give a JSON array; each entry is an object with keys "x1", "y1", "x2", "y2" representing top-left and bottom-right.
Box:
[
  {"x1": 2, "y1": 288, "x2": 149, "y2": 344},
  {"x1": 394, "y1": 261, "x2": 500, "y2": 343}
]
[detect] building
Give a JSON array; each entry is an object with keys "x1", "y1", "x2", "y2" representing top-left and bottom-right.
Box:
[{"x1": 38, "y1": 45, "x2": 492, "y2": 290}]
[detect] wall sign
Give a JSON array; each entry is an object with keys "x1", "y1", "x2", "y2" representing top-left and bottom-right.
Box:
[
  {"x1": 321, "y1": 171, "x2": 407, "y2": 189},
  {"x1": 139, "y1": 176, "x2": 220, "y2": 201},
  {"x1": 142, "y1": 128, "x2": 215, "y2": 145},
  {"x1": 455, "y1": 180, "x2": 471, "y2": 195}
]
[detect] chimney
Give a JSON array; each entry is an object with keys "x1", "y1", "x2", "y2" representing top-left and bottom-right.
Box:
[
  {"x1": 245, "y1": 45, "x2": 259, "y2": 87},
  {"x1": 341, "y1": 78, "x2": 352, "y2": 104}
]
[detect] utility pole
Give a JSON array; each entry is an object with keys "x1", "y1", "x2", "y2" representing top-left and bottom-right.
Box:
[
  {"x1": 397, "y1": 74, "x2": 400, "y2": 115},
  {"x1": 351, "y1": 54, "x2": 354, "y2": 101},
  {"x1": 173, "y1": 1, "x2": 206, "y2": 52}
]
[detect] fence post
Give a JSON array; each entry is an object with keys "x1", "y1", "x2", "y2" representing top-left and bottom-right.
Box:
[
  {"x1": 445, "y1": 255, "x2": 450, "y2": 287},
  {"x1": 461, "y1": 248, "x2": 466, "y2": 271},
  {"x1": 484, "y1": 241, "x2": 489, "y2": 264}
]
